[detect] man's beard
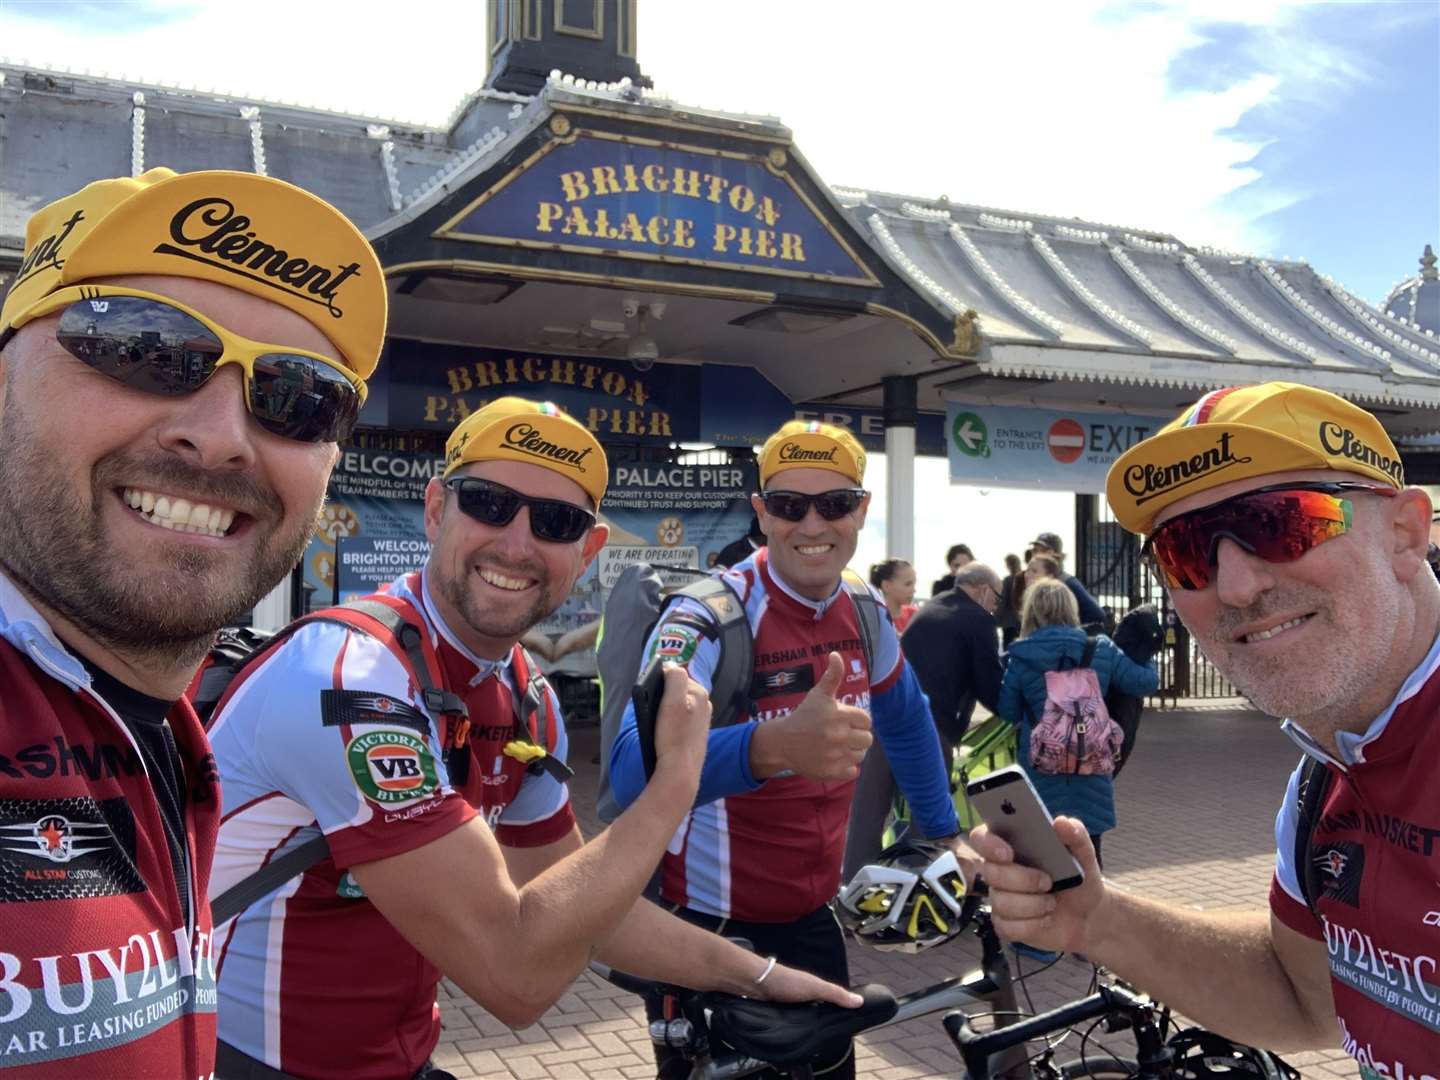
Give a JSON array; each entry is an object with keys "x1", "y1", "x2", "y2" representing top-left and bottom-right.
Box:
[
  {"x1": 435, "y1": 559, "x2": 558, "y2": 645},
  {"x1": 0, "y1": 392, "x2": 321, "y2": 665}
]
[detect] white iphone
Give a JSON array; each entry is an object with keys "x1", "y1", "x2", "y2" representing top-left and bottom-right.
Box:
[{"x1": 967, "y1": 766, "x2": 1085, "y2": 892}]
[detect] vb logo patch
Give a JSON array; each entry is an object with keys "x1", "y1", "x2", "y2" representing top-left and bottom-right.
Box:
[
  {"x1": 648, "y1": 624, "x2": 699, "y2": 665},
  {"x1": 346, "y1": 729, "x2": 440, "y2": 805}
]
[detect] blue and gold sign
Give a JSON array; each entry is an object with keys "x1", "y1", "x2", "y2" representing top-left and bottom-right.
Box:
[{"x1": 436, "y1": 129, "x2": 878, "y2": 285}]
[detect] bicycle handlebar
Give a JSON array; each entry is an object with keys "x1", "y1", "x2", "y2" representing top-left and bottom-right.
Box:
[{"x1": 944, "y1": 983, "x2": 1150, "y2": 1079}]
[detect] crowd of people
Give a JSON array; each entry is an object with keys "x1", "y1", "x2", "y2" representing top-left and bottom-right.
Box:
[{"x1": 0, "y1": 166, "x2": 1425, "y2": 1079}]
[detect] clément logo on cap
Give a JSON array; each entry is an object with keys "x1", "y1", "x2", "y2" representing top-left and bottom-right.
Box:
[
  {"x1": 777, "y1": 442, "x2": 837, "y2": 463},
  {"x1": 1123, "y1": 432, "x2": 1253, "y2": 505},
  {"x1": 155, "y1": 197, "x2": 363, "y2": 318},
  {"x1": 504, "y1": 422, "x2": 592, "y2": 472},
  {"x1": 14, "y1": 209, "x2": 85, "y2": 287},
  {"x1": 1317, "y1": 421, "x2": 1404, "y2": 484}
]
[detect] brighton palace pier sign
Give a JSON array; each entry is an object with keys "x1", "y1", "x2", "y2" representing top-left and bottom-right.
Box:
[{"x1": 435, "y1": 123, "x2": 878, "y2": 286}]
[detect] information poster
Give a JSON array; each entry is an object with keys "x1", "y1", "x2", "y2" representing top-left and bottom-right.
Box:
[{"x1": 533, "y1": 460, "x2": 757, "y2": 677}]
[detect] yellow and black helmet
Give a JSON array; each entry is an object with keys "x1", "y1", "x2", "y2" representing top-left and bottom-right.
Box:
[{"x1": 834, "y1": 841, "x2": 968, "y2": 953}]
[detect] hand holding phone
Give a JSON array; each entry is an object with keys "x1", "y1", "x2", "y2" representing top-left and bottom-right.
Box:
[
  {"x1": 631, "y1": 659, "x2": 666, "y2": 780},
  {"x1": 966, "y1": 766, "x2": 1084, "y2": 892}
]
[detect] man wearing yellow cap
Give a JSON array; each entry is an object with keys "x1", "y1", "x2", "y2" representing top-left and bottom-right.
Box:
[
  {"x1": 0, "y1": 167, "x2": 385, "y2": 1079},
  {"x1": 610, "y1": 419, "x2": 962, "y2": 1080},
  {"x1": 207, "y1": 399, "x2": 860, "y2": 1080},
  {"x1": 971, "y1": 383, "x2": 1440, "y2": 1067}
]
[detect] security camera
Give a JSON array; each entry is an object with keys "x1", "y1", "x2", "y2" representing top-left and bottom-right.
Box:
[{"x1": 622, "y1": 298, "x2": 640, "y2": 319}]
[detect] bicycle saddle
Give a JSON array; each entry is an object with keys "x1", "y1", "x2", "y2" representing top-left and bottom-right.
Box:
[{"x1": 704, "y1": 984, "x2": 898, "y2": 1067}]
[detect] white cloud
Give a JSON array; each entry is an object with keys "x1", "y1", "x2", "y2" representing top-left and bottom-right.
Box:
[{"x1": 0, "y1": 0, "x2": 1366, "y2": 253}]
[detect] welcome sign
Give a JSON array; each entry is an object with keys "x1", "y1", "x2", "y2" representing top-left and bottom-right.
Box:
[{"x1": 436, "y1": 130, "x2": 877, "y2": 284}]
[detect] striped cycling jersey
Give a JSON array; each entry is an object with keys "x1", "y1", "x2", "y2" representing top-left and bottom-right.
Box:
[
  {"x1": 610, "y1": 548, "x2": 957, "y2": 923},
  {"x1": 0, "y1": 570, "x2": 218, "y2": 1080},
  {"x1": 1271, "y1": 630, "x2": 1440, "y2": 1074},
  {"x1": 209, "y1": 572, "x2": 574, "y2": 1080}
]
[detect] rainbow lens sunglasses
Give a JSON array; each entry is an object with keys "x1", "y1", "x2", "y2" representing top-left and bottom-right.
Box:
[
  {"x1": 444, "y1": 477, "x2": 596, "y2": 544},
  {"x1": 0, "y1": 286, "x2": 365, "y2": 443},
  {"x1": 1143, "y1": 481, "x2": 1396, "y2": 591},
  {"x1": 760, "y1": 488, "x2": 867, "y2": 522}
]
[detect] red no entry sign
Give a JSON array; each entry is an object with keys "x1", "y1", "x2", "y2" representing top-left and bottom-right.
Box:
[{"x1": 1047, "y1": 418, "x2": 1085, "y2": 463}]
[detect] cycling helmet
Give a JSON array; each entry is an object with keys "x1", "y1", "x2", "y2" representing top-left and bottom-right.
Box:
[
  {"x1": 834, "y1": 841, "x2": 968, "y2": 953},
  {"x1": 1165, "y1": 1029, "x2": 1300, "y2": 1079}
]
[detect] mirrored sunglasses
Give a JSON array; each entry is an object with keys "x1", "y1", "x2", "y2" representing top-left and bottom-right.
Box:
[{"x1": 1144, "y1": 481, "x2": 1396, "y2": 591}]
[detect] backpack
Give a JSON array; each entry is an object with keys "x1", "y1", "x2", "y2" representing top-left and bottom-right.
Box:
[
  {"x1": 1292, "y1": 755, "x2": 1336, "y2": 920},
  {"x1": 1027, "y1": 637, "x2": 1124, "y2": 776},
  {"x1": 1111, "y1": 603, "x2": 1165, "y2": 667},
  {"x1": 194, "y1": 596, "x2": 569, "y2": 924},
  {"x1": 594, "y1": 563, "x2": 884, "y2": 822}
]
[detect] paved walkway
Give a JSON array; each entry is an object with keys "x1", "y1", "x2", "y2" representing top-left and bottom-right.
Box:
[{"x1": 430, "y1": 705, "x2": 1356, "y2": 1078}]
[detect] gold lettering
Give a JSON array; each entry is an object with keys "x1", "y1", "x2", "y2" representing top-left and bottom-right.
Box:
[
  {"x1": 780, "y1": 233, "x2": 806, "y2": 262},
  {"x1": 536, "y1": 203, "x2": 564, "y2": 232},
  {"x1": 705, "y1": 174, "x2": 728, "y2": 204},
  {"x1": 616, "y1": 213, "x2": 646, "y2": 243},
  {"x1": 672, "y1": 218, "x2": 696, "y2": 249},
  {"x1": 447, "y1": 366, "x2": 473, "y2": 394},
  {"x1": 593, "y1": 208, "x2": 617, "y2": 240},
  {"x1": 559, "y1": 171, "x2": 590, "y2": 202},
  {"x1": 619, "y1": 164, "x2": 642, "y2": 193},
  {"x1": 738, "y1": 227, "x2": 754, "y2": 256},
  {"x1": 646, "y1": 216, "x2": 671, "y2": 246},
  {"x1": 521, "y1": 357, "x2": 546, "y2": 382},
  {"x1": 728, "y1": 185, "x2": 755, "y2": 214},
  {"x1": 550, "y1": 358, "x2": 577, "y2": 385},
  {"x1": 642, "y1": 165, "x2": 668, "y2": 194},
  {"x1": 591, "y1": 166, "x2": 622, "y2": 197},
  {"x1": 713, "y1": 224, "x2": 738, "y2": 253},
  {"x1": 649, "y1": 411, "x2": 673, "y2": 437},
  {"x1": 757, "y1": 196, "x2": 781, "y2": 228},
  {"x1": 504, "y1": 357, "x2": 521, "y2": 384},
  {"x1": 562, "y1": 206, "x2": 592, "y2": 237},
  {"x1": 475, "y1": 360, "x2": 503, "y2": 388},
  {"x1": 672, "y1": 168, "x2": 702, "y2": 199},
  {"x1": 424, "y1": 395, "x2": 448, "y2": 424},
  {"x1": 625, "y1": 410, "x2": 644, "y2": 436},
  {"x1": 629, "y1": 378, "x2": 649, "y2": 407},
  {"x1": 579, "y1": 364, "x2": 600, "y2": 390},
  {"x1": 601, "y1": 371, "x2": 627, "y2": 398},
  {"x1": 754, "y1": 230, "x2": 777, "y2": 259},
  {"x1": 585, "y1": 406, "x2": 607, "y2": 432}
]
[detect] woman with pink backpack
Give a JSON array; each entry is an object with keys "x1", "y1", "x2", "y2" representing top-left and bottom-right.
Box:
[{"x1": 997, "y1": 579, "x2": 1159, "y2": 868}]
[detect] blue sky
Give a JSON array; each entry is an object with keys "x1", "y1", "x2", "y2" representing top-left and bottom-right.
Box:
[
  {"x1": 2, "y1": 0, "x2": 1436, "y2": 575},
  {"x1": 2, "y1": 0, "x2": 1433, "y2": 304}
]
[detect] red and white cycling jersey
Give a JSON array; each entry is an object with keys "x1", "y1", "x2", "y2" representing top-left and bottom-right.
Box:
[
  {"x1": 646, "y1": 549, "x2": 904, "y2": 923},
  {"x1": 1271, "y1": 631, "x2": 1440, "y2": 1074},
  {"x1": 208, "y1": 572, "x2": 574, "y2": 1080},
  {"x1": 0, "y1": 571, "x2": 218, "y2": 1080}
]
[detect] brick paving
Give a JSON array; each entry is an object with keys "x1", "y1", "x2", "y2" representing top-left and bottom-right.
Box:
[{"x1": 430, "y1": 704, "x2": 1356, "y2": 1078}]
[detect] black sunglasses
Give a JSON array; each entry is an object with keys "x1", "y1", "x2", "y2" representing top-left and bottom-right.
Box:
[
  {"x1": 444, "y1": 477, "x2": 595, "y2": 544},
  {"x1": 34, "y1": 288, "x2": 364, "y2": 443},
  {"x1": 760, "y1": 488, "x2": 867, "y2": 523}
]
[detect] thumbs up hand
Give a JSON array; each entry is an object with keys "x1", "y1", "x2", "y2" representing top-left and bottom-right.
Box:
[{"x1": 748, "y1": 652, "x2": 873, "y2": 780}]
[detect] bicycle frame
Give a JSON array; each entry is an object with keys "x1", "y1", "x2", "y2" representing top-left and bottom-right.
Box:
[{"x1": 595, "y1": 902, "x2": 1036, "y2": 1080}]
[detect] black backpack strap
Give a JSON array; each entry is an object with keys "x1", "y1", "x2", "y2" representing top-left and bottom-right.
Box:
[
  {"x1": 212, "y1": 834, "x2": 331, "y2": 926},
  {"x1": 674, "y1": 576, "x2": 753, "y2": 727},
  {"x1": 840, "y1": 569, "x2": 883, "y2": 677},
  {"x1": 1294, "y1": 756, "x2": 1335, "y2": 919},
  {"x1": 506, "y1": 647, "x2": 574, "y2": 784},
  {"x1": 1080, "y1": 635, "x2": 1098, "y2": 668}
]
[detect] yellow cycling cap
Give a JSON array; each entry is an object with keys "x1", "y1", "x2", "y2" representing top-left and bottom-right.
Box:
[
  {"x1": 759, "y1": 420, "x2": 866, "y2": 489},
  {"x1": 1, "y1": 168, "x2": 387, "y2": 381},
  {"x1": 444, "y1": 397, "x2": 608, "y2": 506},
  {"x1": 1106, "y1": 382, "x2": 1404, "y2": 534}
]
